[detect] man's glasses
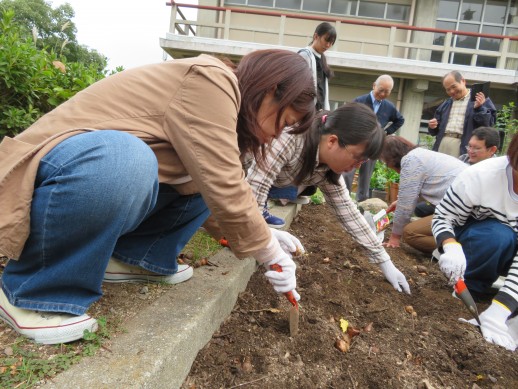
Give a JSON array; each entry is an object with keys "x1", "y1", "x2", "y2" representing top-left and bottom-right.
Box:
[
  {"x1": 465, "y1": 145, "x2": 487, "y2": 153},
  {"x1": 345, "y1": 145, "x2": 368, "y2": 165}
]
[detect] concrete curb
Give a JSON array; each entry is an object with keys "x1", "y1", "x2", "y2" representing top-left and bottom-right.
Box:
[{"x1": 43, "y1": 202, "x2": 299, "y2": 389}]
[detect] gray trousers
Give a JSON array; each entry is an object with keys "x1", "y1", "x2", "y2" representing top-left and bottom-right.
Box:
[{"x1": 343, "y1": 159, "x2": 376, "y2": 202}]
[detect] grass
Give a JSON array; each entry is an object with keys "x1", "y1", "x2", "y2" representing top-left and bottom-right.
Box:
[
  {"x1": 0, "y1": 317, "x2": 110, "y2": 388},
  {"x1": 0, "y1": 230, "x2": 223, "y2": 387},
  {"x1": 181, "y1": 230, "x2": 223, "y2": 263}
]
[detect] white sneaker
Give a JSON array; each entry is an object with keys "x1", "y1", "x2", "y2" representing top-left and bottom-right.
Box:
[
  {"x1": 289, "y1": 196, "x2": 310, "y2": 205},
  {"x1": 0, "y1": 289, "x2": 98, "y2": 344},
  {"x1": 103, "y1": 258, "x2": 193, "y2": 284}
]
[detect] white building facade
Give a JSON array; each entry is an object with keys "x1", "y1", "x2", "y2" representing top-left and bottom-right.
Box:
[{"x1": 161, "y1": 0, "x2": 517, "y2": 142}]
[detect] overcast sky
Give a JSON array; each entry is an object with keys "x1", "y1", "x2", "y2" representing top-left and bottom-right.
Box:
[{"x1": 50, "y1": 0, "x2": 198, "y2": 70}]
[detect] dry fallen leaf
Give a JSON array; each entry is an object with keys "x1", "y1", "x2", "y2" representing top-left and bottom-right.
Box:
[
  {"x1": 340, "y1": 318, "x2": 349, "y2": 333},
  {"x1": 347, "y1": 326, "x2": 361, "y2": 338},
  {"x1": 334, "y1": 336, "x2": 350, "y2": 353},
  {"x1": 415, "y1": 265, "x2": 428, "y2": 274},
  {"x1": 405, "y1": 305, "x2": 415, "y2": 314}
]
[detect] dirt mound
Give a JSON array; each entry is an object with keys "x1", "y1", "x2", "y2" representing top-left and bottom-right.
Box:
[{"x1": 183, "y1": 203, "x2": 518, "y2": 389}]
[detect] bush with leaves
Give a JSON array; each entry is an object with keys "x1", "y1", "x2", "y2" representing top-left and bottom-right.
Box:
[
  {"x1": 0, "y1": 9, "x2": 108, "y2": 138},
  {"x1": 496, "y1": 102, "x2": 518, "y2": 154}
]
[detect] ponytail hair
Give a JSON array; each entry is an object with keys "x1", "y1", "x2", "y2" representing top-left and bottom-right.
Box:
[{"x1": 294, "y1": 102, "x2": 384, "y2": 185}]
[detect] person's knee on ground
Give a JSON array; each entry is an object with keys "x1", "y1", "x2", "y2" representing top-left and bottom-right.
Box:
[
  {"x1": 402, "y1": 216, "x2": 436, "y2": 254},
  {"x1": 458, "y1": 219, "x2": 516, "y2": 295}
]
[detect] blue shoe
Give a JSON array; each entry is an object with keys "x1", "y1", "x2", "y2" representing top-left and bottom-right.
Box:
[{"x1": 262, "y1": 208, "x2": 286, "y2": 229}]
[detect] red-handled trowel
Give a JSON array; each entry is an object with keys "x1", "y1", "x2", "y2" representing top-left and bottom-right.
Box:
[
  {"x1": 454, "y1": 279, "x2": 481, "y2": 326},
  {"x1": 270, "y1": 264, "x2": 300, "y2": 336}
]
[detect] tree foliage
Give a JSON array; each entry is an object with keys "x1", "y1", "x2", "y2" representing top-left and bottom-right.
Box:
[
  {"x1": 0, "y1": 8, "x2": 109, "y2": 137},
  {"x1": 0, "y1": 0, "x2": 107, "y2": 70}
]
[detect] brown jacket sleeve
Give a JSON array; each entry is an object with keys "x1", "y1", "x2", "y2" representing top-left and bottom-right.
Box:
[{"x1": 164, "y1": 63, "x2": 270, "y2": 258}]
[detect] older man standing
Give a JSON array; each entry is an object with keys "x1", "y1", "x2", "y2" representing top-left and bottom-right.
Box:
[
  {"x1": 428, "y1": 71, "x2": 496, "y2": 157},
  {"x1": 343, "y1": 75, "x2": 404, "y2": 202}
]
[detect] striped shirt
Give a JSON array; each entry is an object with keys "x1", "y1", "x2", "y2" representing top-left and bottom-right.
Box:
[
  {"x1": 246, "y1": 130, "x2": 390, "y2": 264},
  {"x1": 392, "y1": 148, "x2": 467, "y2": 236},
  {"x1": 432, "y1": 156, "x2": 518, "y2": 311},
  {"x1": 444, "y1": 91, "x2": 470, "y2": 135}
]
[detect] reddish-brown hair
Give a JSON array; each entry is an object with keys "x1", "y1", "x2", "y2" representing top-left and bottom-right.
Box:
[
  {"x1": 234, "y1": 49, "x2": 316, "y2": 160},
  {"x1": 380, "y1": 135, "x2": 417, "y2": 169}
]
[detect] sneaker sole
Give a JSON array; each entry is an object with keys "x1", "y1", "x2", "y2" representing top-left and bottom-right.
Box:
[
  {"x1": 103, "y1": 266, "x2": 193, "y2": 284},
  {"x1": 0, "y1": 308, "x2": 98, "y2": 344},
  {"x1": 267, "y1": 223, "x2": 286, "y2": 229}
]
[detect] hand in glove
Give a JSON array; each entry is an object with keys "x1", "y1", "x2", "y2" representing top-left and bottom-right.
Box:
[
  {"x1": 254, "y1": 236, "x2": 298, "y2": 295},
  {"x1": 270, "y1": 228, "x2": 305, "y2": 256},
  {"x1": 461, "y1": 301, "x2": 516, "y2": 351},
  {"x1": 378, "y1": 260, "x2": 411, "y2": 294},
  {"x1": 264, "y1": 254, "x2": 297, "y2": 294},
  {"x1": 439, "y1": 242, "x2": 466, "y2": 285}
]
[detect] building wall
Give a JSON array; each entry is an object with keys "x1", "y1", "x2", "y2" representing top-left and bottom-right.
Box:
[{"x1": 170, "y1": 0, "x2": 517, "y2": 143}]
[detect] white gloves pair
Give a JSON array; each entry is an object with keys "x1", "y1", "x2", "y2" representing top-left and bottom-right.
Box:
[
  {"x1": 461, "y1": 301, "x2": 517, "y2": 351},
  {"x1": 439, "y1": 242, "x2": 466, "y2": 285},
  {"x1": 254, "y1": 228, "x2": 305, "y2": 300},
  {"x1": 378, "y1": 260, "x2": 411, "y2": 294}
]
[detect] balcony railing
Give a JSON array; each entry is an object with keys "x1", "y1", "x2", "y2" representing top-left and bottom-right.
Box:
[{"x1": 166, "y1": 1, "x2": 518, "y2": 71}]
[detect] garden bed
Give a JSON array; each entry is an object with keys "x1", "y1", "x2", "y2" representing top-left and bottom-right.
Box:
[{"x1": 182, "y1": 202, "x2": 518, "y2": 389}]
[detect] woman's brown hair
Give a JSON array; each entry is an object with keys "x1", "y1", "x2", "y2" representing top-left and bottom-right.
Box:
[
  {"x1": 380, "y1": 136, "x2": 418, "y2": 170},
  {"x1": 234, "y1": 49, "x2": 316, "y2": 161}
]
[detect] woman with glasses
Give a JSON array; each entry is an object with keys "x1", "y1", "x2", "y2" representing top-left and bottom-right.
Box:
[
  {"x1": 247, "y1": 103, "x2": 411, "y2": 294},
  {"x1": 380, "y1": 136, "x2": 467, "y2": 254}
]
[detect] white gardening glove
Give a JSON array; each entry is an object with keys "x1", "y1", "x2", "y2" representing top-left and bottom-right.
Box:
[
  {"x1": 270, "y1": 228, "x2": 305, "y2": 256},
  {"x1": 378, "y1": 260, "x2": 411, "y2": 294},
  {"x1": 439, "y1": 242, "x2": 466, "y2": 285},
  {"x1": 461, "y1": 301, "x2": 516, "y2": 351},
  {"x1": 254, "y1": 236, "x2": 299, "y2": 296}
]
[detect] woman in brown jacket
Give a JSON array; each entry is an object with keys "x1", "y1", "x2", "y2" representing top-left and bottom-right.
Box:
[{"x1": 0, "y1": 49, "x2": 316, "y2": 344}]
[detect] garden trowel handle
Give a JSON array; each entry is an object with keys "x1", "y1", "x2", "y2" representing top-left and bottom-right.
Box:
[
  {"x1": 454, "y1": 279, "x2": 481, "y2": 326},
  {"x1": 270, "y1": 264, "x2": 299, "y2": 309}
]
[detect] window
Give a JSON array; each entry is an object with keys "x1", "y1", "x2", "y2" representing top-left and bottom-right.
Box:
[
  {"x1": 248, "y1": 0, "x2": 273, "y2": 6},
  {"x1": 438, "y1": 0, "x2": 460, "y2": 19},
  {"x1": 358, "y1": 1, "x2": 385, "y2": 18},
  {"x1": 387, "y1": 4, "x2": 409, "y2": 21},
  {"x1": 276, "y1": 0, "x2": 302, "y2": 9},
  {"x1": 484, "y1": 0, "x2": 508, "y2": 23},
  {"x1": 435, "y1": 0, "x2": 516, "y2": 68},
  {"x1": 330, "y1": 0, "x2": 353, "y2": 15},
  {"x1": 224, "y1": 1, "x2": 409, "y2": 22},
  {"x1": 460, "y1": 0, "x2": 483, "y2": 21},
  {"x1": 302, "y1": 0, "x2": 330, "y2": 13}
]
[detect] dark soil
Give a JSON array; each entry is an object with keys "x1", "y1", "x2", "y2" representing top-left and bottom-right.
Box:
[{"x1": 182, "y1": 203, "x2": 518, "y2": 389}]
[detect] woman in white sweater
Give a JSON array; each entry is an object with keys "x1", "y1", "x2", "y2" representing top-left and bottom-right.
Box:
[{"x1": 380, "y1": 136, "x2": 467, "y2": 252}]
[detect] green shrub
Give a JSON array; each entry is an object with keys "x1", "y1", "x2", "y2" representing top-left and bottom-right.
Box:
[
  {"x1": 496, "y1": 102, "x2": 518, "y2": 155},
  {"x1": 0, "y1": 9, "x2": 107, "y2": 138}
]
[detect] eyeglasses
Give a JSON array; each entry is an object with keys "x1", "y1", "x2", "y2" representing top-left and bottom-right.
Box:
[
  {"x1": 465, "y1": 145, "x2": 487, "y2": 153},
  {"x1": 345, "y1": 145, "x2": 368, "y2": 165}
]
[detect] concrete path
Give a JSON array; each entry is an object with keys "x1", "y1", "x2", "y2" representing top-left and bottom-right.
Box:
[{"x1": 43, "y1": 202, "x2": 300, "y2": 389}]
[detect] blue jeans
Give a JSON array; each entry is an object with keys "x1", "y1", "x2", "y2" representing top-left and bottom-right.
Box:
[
  {"x1": 2, "y1": 131, "x2": 209, "y2": 315},
  {"x1": 456, "y1": 218, "x2": 517, "y2": 294},
  {"x1": 268, "y1": 186, "x2": 298, "y2": 202}
]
